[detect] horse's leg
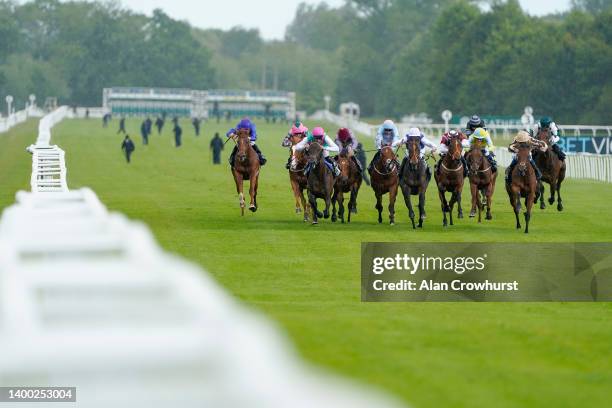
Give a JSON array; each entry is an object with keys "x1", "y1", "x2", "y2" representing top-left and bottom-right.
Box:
[
  {"x1": 291, "y1": 178, "x2": 302, "y2": 214},
  {"x1": 323, "y1": 181, "x2": 331, "y2": 219},
  {"x1": 234, "y1": 172, "x2": 245, "y2": 216},
  {"x1": 470, "y1": 182, "x2": 478, "y2": 219},
  {"x1": 301, "y1": 188, "x2": 310, "y2": 222},
  {"x1": 448, "y1": 191, "x2": 456, "y2": 226},
  {"x1": 389, "y1": 184, "x2": 398, "y2": 226},
  {"x1": 525, "y1": 192, "x2": 534, "y2": 234},
  {"x1": 309, "y1": 190, "x2": 319, "y2": 225},
  {"x1": 485, "y1": 183, "x2": 493, "y2": 220},
  {"x1": 514, "y1": 190, "x2": 522, "y2": 229},
  {"x1": 375, "y1": 192, "x2": 383, "y2": 224},
  {"x1": 438, "y1": 189, "x2": 448, "y2": 227},
  {"x1": 457, "y1": 185, "x2": 464, "y2": 219},
  {"x1": 418, "y1": 191, "x2": 426, "y2": 228},
  {"x1": 556, "y1": 177, "x2": 564, "y2": 211},
  {"x1": 249, "y1": 173, "x2": 258, "y2": 212},
  {"x1": 338, "y1": 190, "x2": 345, "y2": 224},
  {"x1": 402, "y1": 185, "x2": 416, "y2": 229},
  {"x1": 539, "y1": 182, "x2": 546, "y2": 209},
  {"x1": 548, "y1": 177, "x2": 556, "y2": 206},
  {"x1": 331, "y1": 188, "x2": 338, "y2": 223}
]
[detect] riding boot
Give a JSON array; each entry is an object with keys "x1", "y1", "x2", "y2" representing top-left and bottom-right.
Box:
[
  {"x1": 325, "y1": 157, "x2": 341, "y2": 177},
  {"x1": 252, "y1": 143, "x2": 267, "y2": 165},
  {"x1": 399, "y1": 157, "x2": 407, "y2": 180},
  {"x1": 552, "y1": 143, "x2": 566, "y2": 161},
  {"x1": 362, "y1": 171, "x2": 371, "y2": 186},
  {"x1": 229, "y1": 146, "x2": 237, "y2": 167},
  {"x1": 435, "y1": 155, "x2": 443, "y2": 175},
  {"x1": 530, "y1": 158, "x2": 542, "y2": 181},
  {"x1": 352, "y1": 156, "x2": 363, "y2": 173},
  {"x1": 461, "y1": 156, "x2": 469, "y2": 177},
  {"x1": 368, "y1": 151, "x2": 381, "y2": 174},
  {"x1": 285, "y1": 156, "x2": 291, "y2": 170},
  {"x1": 487, "y1": 153, "x2": 497, "y2": 173},
  {"x1": 505, "y1": 158, "x2": 517, "y2": 184}
]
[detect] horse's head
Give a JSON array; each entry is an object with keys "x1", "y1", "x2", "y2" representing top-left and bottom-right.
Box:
[
  {"x1": 468, "y1": 147, "x2": 484, "y2": 174},
  {"x1": 236, "y1": 128, "x2": 251, "y2": 163},
  {"x1": 306, "y1": 140, "x2": 324, "y2": 164},
  {"x1": 379, "y1": 145, "x2": 397, "y2": 173},
  {"x1": 406, "y1": 136, "x2": 421, "y2": 169},
  {"x1": 516, "y1": 145, "x2": 531, "y2": 177},
  {"x1": 448, "y1": 136, "x2": 463, "y2": 161},
  {"x1": 536, "y1": 128, "x2": 551, "y2": 145},
  {"x1": 337, "y1": 153, "x2": 350, "y2": 183}
]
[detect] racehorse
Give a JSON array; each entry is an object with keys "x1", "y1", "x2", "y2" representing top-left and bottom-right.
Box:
[
  {"x1": 332, "y1": 151, "x2": 362, "y2": 223},
  {"x1": 370, "y1": 145, "x2": 399, "y2": 225},
  {"x1": 399, "y1": 136, "x2": 431, "y2": 229},
  {"x1": 434, "y1": 136, "x2": 465, "y2": 227},
  {"x1": 284, "y1": 133, "x2": 310, "y2": 222},
  {"x1": 533, "y1": 128, "x2": 566, "y2": 211},
  {"x1": 506, "y1": 144, "x2": 540, "y2": 233},
  {"x1": 231, "y1": 128, "x2": 260, "y2": 215},
  {"x1": 466, "y1": 143, "x2": 497, "y2": 223},
  {"x1": 305, "y1": 141, "x2": 335, "y2": 225}
]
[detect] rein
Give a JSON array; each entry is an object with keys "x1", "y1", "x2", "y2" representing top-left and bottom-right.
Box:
[{"x1": 441, "y1": 162, "x2": 463, "y2": 172}]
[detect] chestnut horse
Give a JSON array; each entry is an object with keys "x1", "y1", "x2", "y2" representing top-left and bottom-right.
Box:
[
  {"x1": 370, "y1": 145, "x2": 399, "y2": 225},
  {"x1": 284, "y1": 133, "x2": 310, "y2": 222},
  {"x1": 533, "y1": 128, "x2": 566, "y2": 211},
  {"x1": 399, "y1": 136, "x2": 431, "y2": 229},
  {"x1": 231, "y1": 129, "x2": 260, "y2": 215},
  {"x1": 506, "y1": 144, "x2": 540, "y2": 233},
  {"x1": 435, "y1": 137, "x2": 465, "y2": 227},
  {"x1": 466, "y1": 144, "x2": 497, "y2": 223},
  {"x1": 332, "y1": 151, "x2": 362, "y2": 223},
  {"x1": 305, "y1": 142, "x2": 335, "y2": 225}
]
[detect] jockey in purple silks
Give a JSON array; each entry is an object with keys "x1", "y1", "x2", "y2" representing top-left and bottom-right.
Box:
[{"x1": 226, "y1": 118, "x2": 266, "y2": 167}]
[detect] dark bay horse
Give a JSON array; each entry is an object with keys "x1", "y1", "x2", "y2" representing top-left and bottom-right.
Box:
[
  {"x1": 305, "y1": 142, "x2": 335, "y2": 224},
  {"x1": 285, "y1": 133, "x2": 310, "y2": 222},
  {"x1": 231, "y1": 129, "x2": 260, "y2": 215},
  {"x1": 466, "y1": 145, "x2": 497, "y2": 223},
  {"x1": 533, "y1": 128, "x2": 566, "y2": 211},
  {"x1": 370, "y1": 145, "x2": 399, "y2": 225},
  {"x1": 399, "y1": 136, "x2": 431, "y2": 229},
  {"x1": 435, "y1": 137, "x2": 465, "y2": 227},
  {"x1": 506, "y1": 144, "x2": 539, "y2": 233},
  {"x1": 332, "y1": 151, "x2": 362, "y2": 223}
]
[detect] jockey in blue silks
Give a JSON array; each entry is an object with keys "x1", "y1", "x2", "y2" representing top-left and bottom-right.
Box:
[{"x1": 226, "y1": 118, "x2": 266, "y2": 167}]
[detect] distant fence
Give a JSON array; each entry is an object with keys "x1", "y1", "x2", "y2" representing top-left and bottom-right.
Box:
[
  {"x1": 0, "y1": 107, "x2": 45, "y2": 133},
  {"x1": 0, "y1": 107, "x2": 404, "y2": 407}
]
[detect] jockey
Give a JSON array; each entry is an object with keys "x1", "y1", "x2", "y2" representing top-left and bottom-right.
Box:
[
  {"x1": 368, "y1": 119, "x2": 401, "y2": 173},
  {"x1": 505, "y1": 130, "x2": 545, "y2": 183},
  {"x1": 282, "y1": 121, "x2": 309, "y2": 170},
  {"x1": 294, "y1": 126, "x2": 341, "y2": 177},
  {"x1": 468, "y1": 127, "x2": 497, "y2": 173},
  {"x1": 335, "y1": 127, "x2": 363, "y2": 172},
  {"x1": 393, "y1": 127, "x2": 437, "y2": 177},
  {"x1": 532, "y1": 116, "x2": 566, "y2": 161},
  {"x1": 437, "y1": 129, "x2": 469, "y2": 177},
  {"x1": 226, "y1": 118, "x2": 266, "y2": 167},
  {"x1": 465, "y1": 114, "x2": 486, "y2": 136}
]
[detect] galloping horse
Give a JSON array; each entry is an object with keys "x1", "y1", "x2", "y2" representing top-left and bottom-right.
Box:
[
  {"x1": 466, "y1": 143, "x2": 497, "y2": 222},
  {"x1": 332, "y1": 151, "x2": 362, "y2": 223},
  {"x1": 284, "y1": 133, "x2": 310, "y2": 222},
  {"x1": 305, "y1": 142, "x2": 335, "y2": 224},
  {"x1": 370, "y1": 145, "x2": 399, "y2": 225},
  {"x1": 506, "y1": 144, "x2": 540, "y2": 233},
  {"x1": 533, "y1": 128, "x2": 566, "y2": 211},
  {"x1": 435, "y1": 136, "x2": 465, "y2": 227},
  {"x1": 399, "y1": 136, "x2": 431, "y2": 229},
  {"x1": 231, "y1": 128, "x2": 260, "y2": 215}
]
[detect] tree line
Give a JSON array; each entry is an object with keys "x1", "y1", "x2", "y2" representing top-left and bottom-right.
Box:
[{"x1": 0, "y1": 0, "x2": 609, "y2": 124}]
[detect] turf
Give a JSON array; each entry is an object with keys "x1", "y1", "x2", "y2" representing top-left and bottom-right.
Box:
[{"x1": 2, "y1": 118, "x2": 612, "y2": 408}]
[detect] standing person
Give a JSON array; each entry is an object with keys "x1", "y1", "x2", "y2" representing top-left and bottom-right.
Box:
[
  {"x1": 192, "y1": 117, "x2": 201, "y2": 136},
  {"x1": 173, "y1": 123, "x2": 182, "y2": 147},
  {"x1": 210, "y1": 132, "x2": 224, "y2": 164},
  {"x1": 145, "y1": 117, "x2": 152, "y2": 137},
  {"x1": 140, "y1": 120, "x2": 149, "y2": 145},
  {"x1": 155, "y1": 116, "x2": 164, "y2": 134},
  {"x1": 85, "y1": 109, "x2": 90, "y2": 119},
  {"x1": 102, "y1": 113, "x2": 110, "y2": 128},
  {"x1": 355, "y1": 142, "x2": 370, "y2": 186},
  {"x1": 172, "y1": 116, "x2": 179, "y2": 127},
  {"x1": 117, "y1": 117, "x2": 126, "y2": 134},
  {"x1": 121, "y1": 135, "x2": 135, "y2": 163}
]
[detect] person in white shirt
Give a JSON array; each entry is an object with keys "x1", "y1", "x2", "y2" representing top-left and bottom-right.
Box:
[{"x1": 294, "y1": 126, "x2": 340, "y2": 176}]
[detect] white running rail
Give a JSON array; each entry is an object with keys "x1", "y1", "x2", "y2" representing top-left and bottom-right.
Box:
[{"x1": 0, "y1": 108, "x2": 404, "y2": 408}]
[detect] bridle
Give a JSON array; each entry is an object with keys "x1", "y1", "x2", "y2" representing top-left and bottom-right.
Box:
[{"x1": 373, "y1": 145, "x2": 398, "y2": 176}]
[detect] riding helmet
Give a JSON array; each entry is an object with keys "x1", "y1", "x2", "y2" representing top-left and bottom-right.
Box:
[
  {"x1": 540, "y1": 117, "x2": 552, "y2": 128},
  {"x1": 312, "y1": 127, "x2": 325, "y2": 139},
  {"x1": 337, "y1": 128, "x2": 352, "y2": 142}
]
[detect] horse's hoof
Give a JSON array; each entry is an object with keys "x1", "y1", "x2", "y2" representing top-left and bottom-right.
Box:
[
  {"x1": 249, "y1": 205, "x2": 257, "y2": 212},
  {"x1": 341, "y1": 219, "x2": 345, "y2": 224},
  {"x1": 458, "y1": 213, "x2": 464, "y2": 219},
  {"x1": 486, "y1": 214, "x2": 492, "y2": 220},
  {"x1": 469, "y1": 212, "x2": 476, "y2": 218},
  {"x1": 540, "y1": 203, "x2": 546, "y2": 210},
  {"x1": 312, "y1": 220, "x2": 318, "y2": 225},
  {"x1": 323, "y1": 211, "x2": 330, "y2": 219},
  {"x1": 350, "y1": 208, "x2": 357, "y2": 214},
  {"x1": 331, "y1": 215, "x2": 337, "y2": 222},
  {"x1": 557, "y1": 204, "x2": 563, "y2": 211},
  {"x1": 390, "y1": 222, "x2": 395, "y2": 226},
  {"x1": 316, "y1": 211, "x2": 323, "y2": 218},
  {"x1": 378, "y1": 219, "x2": 382, "y2": 224},
  {"x1": 548, "y1": 198, "x2": 554, "y2": 205},
  {"x1": 295, "y1": 208, "x2": 301, "y2": 214}
]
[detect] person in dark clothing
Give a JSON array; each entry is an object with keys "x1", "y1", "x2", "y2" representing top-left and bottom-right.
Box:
[
  {"x1": 172, "y1": 116, "x2": 179, "y2": 126},
  {"x1": 155, "y1": 117, "x2": 164, "y2": 134},
  {"x1": 210, "y1": 132, "x2": 224, "y2": 164},
  {"x1": 85, "y1": 109, "x2": 90, "y2": 119},
  {"x1": 102, "y1": 113, "x2": 111, "y2": 128},
  {"x1": 225, "y1": 111, "x2": 232, "y2": 123},
  {"x1": 192, "y1": 117, "x2": 201, "y2": 136},
  {"x1": 121, "y1": 135, "x2": 135, "y2": 163},
  {"x1": 173, "y1": 124, "x2": 182, "y2": 147},
  {"x1": 140, "y1": 120, "x2": 149, "y2": 145},
  {"x1": 145, "y1": 117, "x2": 152, "y2": 136},
  {"x1": 465, "y1": 114, "x2": 486, "y2": 136},
  {"x1": 355, "y1": 142, "x2": 370, "y2": 186},
  {"x1": 117, "y1": 117, "x2": 126, "y2": 134}
]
